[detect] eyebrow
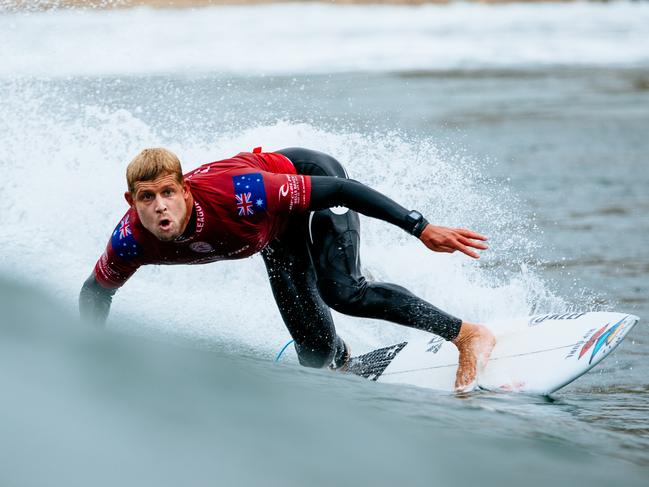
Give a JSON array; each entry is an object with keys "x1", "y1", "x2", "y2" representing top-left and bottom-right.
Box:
[{"x1": 137, "y1": 185, "x2": 175, "y2": 195}]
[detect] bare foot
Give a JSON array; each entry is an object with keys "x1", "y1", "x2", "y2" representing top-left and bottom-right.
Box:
[{"x1": 451, "y1": 322, "x2": 496, "y2": 392}]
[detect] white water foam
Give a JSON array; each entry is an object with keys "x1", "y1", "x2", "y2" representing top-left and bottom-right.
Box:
[
  {"x1": 1, "y1": 2, "x2": 649, "y2": 77},
  {"x1": 0, "y1": 81, "x2": 568, "y2": 357}
]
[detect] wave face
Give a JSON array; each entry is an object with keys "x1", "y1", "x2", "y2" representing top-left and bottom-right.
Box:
[
  {"x1": 2, "y1": 2, "x2": 649, "y2": 77},
  {"x1": 0, "y1": 74, "x2": 572, "y2": 356}
]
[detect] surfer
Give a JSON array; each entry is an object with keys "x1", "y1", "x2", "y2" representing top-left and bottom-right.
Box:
[{"x1": 79, "y1": 147, "x2": 495, "y2": 390}]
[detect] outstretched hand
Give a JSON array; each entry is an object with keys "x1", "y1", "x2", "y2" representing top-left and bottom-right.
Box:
[{"x1": 419, "y1": 224, "x2": 488, "y2": 259}]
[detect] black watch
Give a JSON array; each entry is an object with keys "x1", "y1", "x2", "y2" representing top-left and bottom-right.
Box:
[{"x1": 405, "y1": 210, "x2": 428, "y2": 237}]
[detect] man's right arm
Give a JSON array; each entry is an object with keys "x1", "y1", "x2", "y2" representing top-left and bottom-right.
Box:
[
  {"x1": 79, "y1": 272, "x2": 117, "y2": 326},
  {"x1": 81, "y1": 212, "x2": 142, "y2": 325}
]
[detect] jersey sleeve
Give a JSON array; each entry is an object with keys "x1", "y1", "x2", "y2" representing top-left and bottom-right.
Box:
[
  {"x1": 260, "y1": 171, "x2": 311, "y2": 215},
  {"x1": 93, "y1": 213, "x2": 143, "y2": 289}
]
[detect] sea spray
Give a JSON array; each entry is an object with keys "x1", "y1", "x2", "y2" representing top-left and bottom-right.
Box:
[{"x1": 1, "y1": 80, "x2": 568, "y2": 357}]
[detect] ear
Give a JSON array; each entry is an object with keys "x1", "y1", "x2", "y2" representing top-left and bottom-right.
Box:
[
  {"x1": 182, "y1": 180, "x2": 191, "y2": 199},
  {"x1": 124, "y1": 192, "x2": 135, "y2": 208}
]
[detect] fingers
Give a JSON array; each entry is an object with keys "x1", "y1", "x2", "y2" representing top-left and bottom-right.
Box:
[
  {"x1": 456, "y1": 228, "x2": 488, "y2": 241},
  {"x1": 458, "y1": 246, "x2": 480, "y2": 259},
  {"x1": 443, "y1": 239, "x2": 481, "y2": 259},
  {"x1": 425, "y1": 242, "x2": 478, "y2": 258},
  {"x1": 436, "y1": 245, "x2": 456, "y2": 253},
  {"x1": 444, "y1": 240, "x2": 479, "y2": 258},
  {"x1": 458, "y1": 236, "x2": 489, "y2": 250},
  {"x1": 420, "y1": 226, "x2": 489, "y2": 259}
]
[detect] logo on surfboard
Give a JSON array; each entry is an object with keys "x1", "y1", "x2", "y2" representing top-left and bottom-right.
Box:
[
  {"x1": 426, "y1": 336, "x2": 444, "y2": 354},
  {"x1": 529, "y1": 312, "x2": 586, "y2": 326},
  {"x1": 578, "y1": 318, "x2": 626, "y2": 364}
]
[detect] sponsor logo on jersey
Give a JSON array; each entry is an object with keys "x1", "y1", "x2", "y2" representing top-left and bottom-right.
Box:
[
  {"x1": 189, "y1": 241, "x2": 214, "y2": 253},
  {"x1": 280, "y1": 174, "x2": 307, "y2": 211},
  {"x1": 194, "y1": 201, "x2": 205, "y2": 235},
  {"x1": 233, "y1": 173, "x2": 266, "y2": 217}
]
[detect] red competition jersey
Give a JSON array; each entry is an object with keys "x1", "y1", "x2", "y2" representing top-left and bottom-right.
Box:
[{"x1": 94, "y1": 150, "x2": 311, "y2": 289}]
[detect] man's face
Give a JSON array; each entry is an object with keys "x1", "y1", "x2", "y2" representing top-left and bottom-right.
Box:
[{"x1": 125, "y1": 174, "x2": 191, "y2": 241}]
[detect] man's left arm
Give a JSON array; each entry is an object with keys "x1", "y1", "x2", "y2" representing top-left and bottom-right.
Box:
[{"x1": 308, "y1": 176, "x2": 489, "y2": 258}]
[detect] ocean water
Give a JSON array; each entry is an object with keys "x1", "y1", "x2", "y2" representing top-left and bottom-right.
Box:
[{"x1": 1, "y1": 2, "x2": 648, "y2": 485}]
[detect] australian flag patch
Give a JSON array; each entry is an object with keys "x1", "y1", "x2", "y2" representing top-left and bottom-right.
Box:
[
  {"x1": 232, "y1": 173, "x2": 267, "y2": 217},
  {"x1": 111, "y1": 214, "x2": 141, "y2": 261}
]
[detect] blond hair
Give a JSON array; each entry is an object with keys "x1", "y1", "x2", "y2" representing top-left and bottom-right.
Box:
[{"x1": 126, "y1": 148, "x2": 183, "y2": 194}]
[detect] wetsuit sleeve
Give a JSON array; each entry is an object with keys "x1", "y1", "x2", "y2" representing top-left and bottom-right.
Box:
[
  {"x1": 309, "y1": 176, "x2": 429, "y2": 236},
  {"x1": 79, "y1": 272, "x2": 116, "y2": 326},
  {"x1": 80, "y1": 214, "x2": 142, "y2": 324}
]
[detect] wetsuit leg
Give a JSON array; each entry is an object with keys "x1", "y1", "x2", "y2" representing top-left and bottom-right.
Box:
[
  {"x1": 261, "y1": 223, "x2": 346, "y2": 368},
  {"x1": 277, "y1": 147, "x2": 462, "y2": 342}
]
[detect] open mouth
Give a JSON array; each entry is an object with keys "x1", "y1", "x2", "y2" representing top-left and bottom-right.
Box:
[{"x1": 159, "y1": 218, "x2": 172, "y2": 231}]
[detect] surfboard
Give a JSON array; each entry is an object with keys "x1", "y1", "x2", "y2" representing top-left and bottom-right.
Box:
[{"x1": 345, "y1": 312, "x2": 640, "y2": 394}]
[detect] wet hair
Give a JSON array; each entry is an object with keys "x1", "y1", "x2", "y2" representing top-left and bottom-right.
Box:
[{"x1": 126, "y1": 148, "x2": 183, "y2": 194}]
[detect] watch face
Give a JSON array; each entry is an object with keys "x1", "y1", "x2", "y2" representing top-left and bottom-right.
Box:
[{"x1": 408, "y1": 210, "x2": 422, "y2": 221}]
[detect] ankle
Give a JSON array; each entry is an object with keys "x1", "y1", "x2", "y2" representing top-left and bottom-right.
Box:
[{"x1": 452, "y1": 322, "x2": 479, "y2": 346}]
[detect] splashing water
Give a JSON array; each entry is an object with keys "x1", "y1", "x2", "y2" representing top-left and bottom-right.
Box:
[{"x1": 0, "y1": 78, "x2": 570, "y2": 358}]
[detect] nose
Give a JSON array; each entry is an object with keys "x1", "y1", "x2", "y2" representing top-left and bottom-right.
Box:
[{"x1": 154, "y1": 195, "x2": 167, "y2": 213}]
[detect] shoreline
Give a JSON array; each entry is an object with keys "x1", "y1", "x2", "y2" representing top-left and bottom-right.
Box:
[{"x1": 4, "y1": 0, "x2": 595, "y2": 11}]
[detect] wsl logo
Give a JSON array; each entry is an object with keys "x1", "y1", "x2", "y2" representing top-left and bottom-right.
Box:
[{"x1": 189, "y1": 242, "x2": 214, "y2": 253}]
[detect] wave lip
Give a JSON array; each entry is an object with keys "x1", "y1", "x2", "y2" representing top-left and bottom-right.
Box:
[{"x1": 2, "y1": 3, "x2": 649, "y2": 77}]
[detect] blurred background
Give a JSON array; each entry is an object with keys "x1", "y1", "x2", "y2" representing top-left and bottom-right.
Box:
[{"x1": 1, "y1": 0, "x2": 648, "y2": 485}]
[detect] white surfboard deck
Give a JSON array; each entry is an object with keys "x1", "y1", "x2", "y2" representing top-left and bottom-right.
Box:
[{"x1": 346, "y1": 312, "x2": 640, "y2": 394}]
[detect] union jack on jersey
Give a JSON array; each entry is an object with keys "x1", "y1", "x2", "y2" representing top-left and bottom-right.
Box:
[
  {"x1": 117, "y1": 215, "x2": 131, "y2": 239},
  {"x1": 232, "y1": 173, "x2": 267, "y2": 218},
  {"x1": 110, "y1": 214, "x2": 140, "y2": 262},
  {"x1": 236, "y1": 192, "x2": 254, "y2": 216}
]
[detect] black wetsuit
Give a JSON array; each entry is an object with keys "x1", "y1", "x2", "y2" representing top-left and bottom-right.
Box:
[{"x1": 264, "y1": 148, "x2": 461, "y2": 368}]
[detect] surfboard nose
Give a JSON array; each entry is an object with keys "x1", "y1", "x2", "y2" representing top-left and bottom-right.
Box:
[{"x1": 620, "y1": 314, "x2": 640, "y2": 337}]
